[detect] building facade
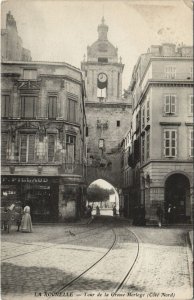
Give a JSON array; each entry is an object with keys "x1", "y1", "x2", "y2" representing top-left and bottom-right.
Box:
[
  {"x1": 81, "y1": 17, "x2": 132, "y2": 188},
  {"x1": 1, "y1": 61, "x2": 87, "y2": 222},
  {"x1": 128, "y1": 43, "x2": 193, "y2": 223}
]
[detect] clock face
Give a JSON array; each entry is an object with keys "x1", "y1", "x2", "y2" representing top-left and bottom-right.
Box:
[{"x1": 98, "y1": 73, "x2": 107, "y2": 83}]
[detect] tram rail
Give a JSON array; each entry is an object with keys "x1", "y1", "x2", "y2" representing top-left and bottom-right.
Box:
[
  {"x1": 45, "y1": 226, "x2": 140, "y2": 298},
  {"x1": 1, "y1": 223, "x2": 108, "y2": 261}
]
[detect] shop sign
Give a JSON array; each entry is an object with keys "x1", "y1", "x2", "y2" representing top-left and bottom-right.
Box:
[{"x1": 2, "y1": 176, "x2": 49, "y2": 184}]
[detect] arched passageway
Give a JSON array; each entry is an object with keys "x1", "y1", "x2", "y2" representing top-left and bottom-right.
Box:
[
  {"x1": 87, "y1": 179, "x2": 120, "y2": 216},
  {"x1": 165, "y1": 173, "x2": 190, "y2": 223}
]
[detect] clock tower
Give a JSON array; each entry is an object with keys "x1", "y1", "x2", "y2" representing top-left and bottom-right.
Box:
[{"x1": 81, "y1": 17, "x2": 132, "y2": 187}]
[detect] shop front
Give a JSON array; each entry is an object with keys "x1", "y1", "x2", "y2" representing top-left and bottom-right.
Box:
[{"x1": 1, "y1": 176, "x2": 59, "y2": 222}]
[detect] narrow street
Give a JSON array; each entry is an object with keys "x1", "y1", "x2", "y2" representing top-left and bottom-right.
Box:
[{"x1": 1, "y1": 217, "x2": 193, "y2": 300}]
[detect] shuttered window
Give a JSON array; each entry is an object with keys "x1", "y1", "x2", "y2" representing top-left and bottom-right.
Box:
[
  {"x1": 164, "y1": 130, "x2": 177, "y2": 157},
  {"x1": 165, "y1": 66, "x2": 176, "y2": 79},
  {"x1": 66, "y1": 135, "x2": 76, "y2": 163},
  {"x1": 189, "y1": 95, "x2": 193, "y2": 114},
  {"x1": 20, "y1": 134, "x2": 35, "y2": 162},
  {"x1": 146, "y1": 130, "x2": 150, "y2": 160},
  {"x1": 141, "y1": 135, "x2": 145, "y2": 163},
  {"x1": 1, "y1": 95, "x2": 10, "y2": 118},
  {"x1": 21, "y1": 96, "x2": 36, "y2": 118},
  {"x1": 189, "y1": 129, "x2": 193, "y2": 157},
  {"x1": 48, "y1": 96, "x2": 57, "y2": 119},
  {"x1": 48, "y1": 134, "x2": 55, "y2": 162},
  {"x1": 164, "y1": 95, "x2": 176, "y2": 114},
  {"x1": 147, "y1": 99, "x2": 150, "y2": 121},
  {"x1": 142, "y1": 106, "x2": 145, "y2": 129},
  {"x1": 1, "y1": 133, "x2": 7, "y2": 161},
  {"x1": 67, "y1": 99, "x2": 77, "y2": 122}
]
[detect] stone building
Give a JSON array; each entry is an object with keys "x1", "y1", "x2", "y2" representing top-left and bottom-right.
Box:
[
  {"x1": 1, "y1": 60, "x2": 87, "y2": 222},
  {"x1": 1, "y1": 12, "x2": 32, "y2": 62},
  {"x1": 127, "y1": 43, "x2": 193, "y2": 223},
  {"x1": 81, "y1": 17, "x2": 132, "y2": 188}
]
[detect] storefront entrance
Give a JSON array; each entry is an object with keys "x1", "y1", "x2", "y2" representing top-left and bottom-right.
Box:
[
  {"x1": 1, "y1": 176, "x2": 59, "y2": 222},
  {"x1": 165, "y1": 173, "x2": 190, "y2": 223}
]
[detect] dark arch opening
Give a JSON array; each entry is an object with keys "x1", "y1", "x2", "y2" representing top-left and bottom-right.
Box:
[{"x1": 165, "y1": 173, "x2": 190, "y2": 223}]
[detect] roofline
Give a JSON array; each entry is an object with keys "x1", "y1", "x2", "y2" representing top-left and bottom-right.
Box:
[{"x1": 1, "y1": 60, "x2": 82, "y2": 73}]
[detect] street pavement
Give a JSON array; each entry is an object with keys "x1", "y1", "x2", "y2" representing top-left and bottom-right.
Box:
[{"x1": 1, "y1": 217, "x2": 193, "y2": 300}]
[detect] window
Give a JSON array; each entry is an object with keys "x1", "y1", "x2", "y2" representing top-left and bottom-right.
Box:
[
  {"x1": 164, "y1": 130, "x2": 177, "y2": 157},
  {"x1": 67, "y1": 99, "x2": 77, "y2": 122},
  {"x1": 86, "y1": 126, "x2": 89, "y2": 137},
  {"x1": 1, "y1": 95, "x2": 10, "y2": 118},
  {"x1": 191, "y1": 67, "x2": 193, "y2": 79},
  {"x1": 98, "y1": 57, "x2": 108, "y2": 63},
  {"x1": 21, "y1": 96, "x2": 36, "y2": 118},
  {"x1": 97, "y1": 88, "x2": 107, "y2": 100},
  {"x1": 20, "y1": 134, "x2": 35, "y2": 162},
  {"x1": 164, "y1": 95, "x2": 176, "y2": 114},
  {"x1": 1, "y1": 133, "x2": 7, "y2": 161},
  {"x1": 146, "y1": 130, "x2": 150, "y2": 160},
  {"x1": 165, "y1": 66, "x2": 176, "y2": 79},
  {"x1": 189, "y1": 129, "x2": 193, "y2": 157},
  {"x1": 117, "y1": 120, "x2": 120, "y2": 127},
  {"x1": 136, "y1": 112, "x2": 140, "y2": 131},
  {"x1": 142, "y1": 106, "x2": 145, "y2": 129},
  {"x1": 48, "y1": 96, "x2": 57, "y2": 119},
  {"x1": 147, "y1": 99, "x2": 150, "y2": 121},
  {"x1": 66, "y1": 135, "x2": 76, "y2": 163},
  {"x1": 23, "y1": 69, "x2": 37, "y2": 80},
  {"x1": 189, "y1": 95, "x2": 193, "y2": 115},
  {"x1": 48, "y1": 134, "x2": 55, "y2": 162},
  {"x1": 141, "y1": 135, "x2": 145, "y2": 163}
]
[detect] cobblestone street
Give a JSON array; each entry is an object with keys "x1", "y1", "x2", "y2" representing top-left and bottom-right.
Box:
[{"x1": 1, "y1": 218, "x2": 193, "y2": 300}]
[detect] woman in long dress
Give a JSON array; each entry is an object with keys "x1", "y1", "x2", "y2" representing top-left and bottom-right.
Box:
[{"x1": 21, "y1": 206, "x2": 33, "y2": 233}]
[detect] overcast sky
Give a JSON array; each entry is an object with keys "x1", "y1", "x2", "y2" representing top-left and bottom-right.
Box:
[{"x1": 1, "y1": 0, "x2": 193, "y2": 90}]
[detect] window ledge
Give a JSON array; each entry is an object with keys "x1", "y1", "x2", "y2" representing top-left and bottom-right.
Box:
[{"x1": 160, "y1": 122, "x2": 181, "y2": 126}]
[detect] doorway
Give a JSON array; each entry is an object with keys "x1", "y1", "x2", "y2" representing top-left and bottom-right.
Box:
[{"x1": 165, "y1": 173, "x2": 190, "y2": 223}]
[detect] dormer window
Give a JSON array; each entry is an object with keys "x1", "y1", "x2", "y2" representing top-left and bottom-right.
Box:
[{"x1": 23, "y1": 69, "x2": 37, "y2": 80}]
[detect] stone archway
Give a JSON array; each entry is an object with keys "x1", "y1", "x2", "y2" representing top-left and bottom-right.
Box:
[
  {"x1": 87, "y1": 179, "x2": 120, "y2": 216},
  {"x1": 165, "y1": 173, "x2": 190, "y2": 223}
]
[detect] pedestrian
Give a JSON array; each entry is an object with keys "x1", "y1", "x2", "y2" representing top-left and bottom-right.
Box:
[
  {"x1": 87, "y1": 205, "x2": 92, "y2": 217},
  {"x1": 156, "y1": 205, "x2": 163, "y2": 228},
  {"x1": 113, "y1": 205, "x2": 116, "y2": 216},
  {"x1": 96, "y1": 205, "x2": 100, "y2": 216},
  {"x1": 172, "y1": 205, "x2": 176, "y2": 223},
  {"x1": 14, "y1": 201, "x2": 23, "y2": 232},
  {"x1": 119, "y1": 206, "x2": 123, "y2": 217},
  {"x1": 166, "y1": 204, "x2": 172, "y2": 225},
  {"x1": 21, "y1": 205, "x2": 33, "y2": 233}
]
